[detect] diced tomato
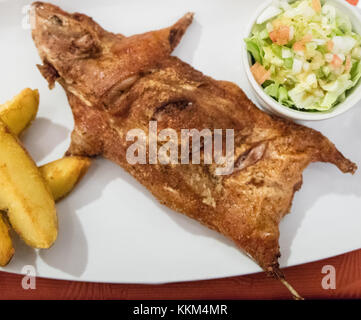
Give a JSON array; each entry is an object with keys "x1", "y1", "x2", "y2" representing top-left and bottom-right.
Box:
[
  {"x1": 346, "y1": 0, "x2": 359, "y2": 6},
  {"x1": 345, "y1": 55, "x2": 352, "y2": 72},
  {"x1": 331, "y1": 54, "x2": 343, "y2": 68},
  {"x1": 269, "y1": 30, "x2": 278, "y2": 43},
  {"x1": 312, "y1": 0, "x2": 322, "y2": 13},
  {"x1": 269, "y1": 26, "x2": 290, "y2": 45},
  {"x1": 293, "y1": 41, "x2": 305, "y2": 51},
  {"x1": 327, "y1": 40, "x2": 334, "y2": 52},
  {"x1": 293, "y1": 34, "x2": 312, "y2": 52},
  {"x1": 251, "y1": 62, "x2": 271, "y2": 85}
]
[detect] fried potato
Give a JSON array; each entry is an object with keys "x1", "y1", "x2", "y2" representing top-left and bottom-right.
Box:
[
  {"x1": 0, "y1": 88, "x2": 89, "y2": 258},
  {"x1": 0, "y1": 119, "x2": 57, "y2": 249},
  {"x1": 0, "y1": 90, "x2": 91, "y2": 203},
  {"x1": 0, "y1": 88, "x2": 39, "y2": 135},
  {"x1": 0, "y1": 156, "x2": 90, "y2": 264},
  {"x1": 40, "y1": 157, "x2": 92, "y2": 201},
  {"x1": 0, "y1": 214, "x2": 14, "y2": 267}
]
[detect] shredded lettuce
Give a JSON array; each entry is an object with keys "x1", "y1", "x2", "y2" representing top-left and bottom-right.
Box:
[
  {"x1": 320, "y1": 74, "x2": 353, "y2": 108},
  {"x1": 264, "y1": 82, "x2": 280, "y2": 99},
  {"x1": 245, "y1": 38, "x2": 263, "y2": 64},
  {"x1": 244, "y1": 0, "x2": 361, "y2": 112},
  {"x1": 336, "y1": 12, "x2": 352, "y2": 35},
  {"x1": 263, "y1": 81, "x2": 295, "y2": 107},
  {"x1": 351, "y1": 61, "x2": 361, "y2": 85},
  {"x1": 278, "y1": 86, "x2": 294, "y2": 106},
  {"x1": 284, "y1": 58, "x2": 294, "y2": 69}
]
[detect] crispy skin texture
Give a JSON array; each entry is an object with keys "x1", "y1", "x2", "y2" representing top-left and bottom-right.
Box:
[{"x1": 31, "y1": 2, "x2": 356, "y2": 275}]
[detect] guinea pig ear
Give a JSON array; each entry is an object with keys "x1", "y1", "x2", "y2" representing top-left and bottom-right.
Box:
[
  {"x1": 111, "y1": 12, "x2": 194, "y2": 57},
  {"x1": 167, "y1": 12, "x2": 194, "y2": 50}
]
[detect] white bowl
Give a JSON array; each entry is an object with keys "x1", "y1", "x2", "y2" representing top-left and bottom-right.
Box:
[{"x1": 242, "y1": 0, "x2": 361, "y2": 121}]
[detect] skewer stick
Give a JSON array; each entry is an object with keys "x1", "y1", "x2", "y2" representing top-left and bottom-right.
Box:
[
  {"x1": 269, "y1": 264, "x2": 304, "y2": 300},
  {"x1": 280, "y1": 278, "x2": 304, "y2": 300}
]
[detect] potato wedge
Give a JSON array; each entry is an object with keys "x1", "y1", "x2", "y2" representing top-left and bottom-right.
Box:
[
  {"x1": 0, "y1": 214, "x2": 14, "y2": 267},
  {"x1": 0, "y1": 90, "x2": 91, "y2": 203},
  {"x1": 40, "y1": 157, "x2": 92, "y2": 202},
  {"x1": 0, "y1": 156, "x2": 90, "y2": 264},
  {"x1": 0, "y1": 119, "x2": 57, "y2": 249},
  {"x1": 0, "y1": 88, "x2": 39, "y2": 135}
]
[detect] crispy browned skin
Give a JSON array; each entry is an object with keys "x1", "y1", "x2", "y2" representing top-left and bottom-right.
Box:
[{"x1": 31, "y1": 2, "x2": 356, "y2": 277}]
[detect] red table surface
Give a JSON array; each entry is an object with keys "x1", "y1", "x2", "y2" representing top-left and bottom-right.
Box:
[{"x1": 0, "y1": 249, "x2": 360, "y2": 300}]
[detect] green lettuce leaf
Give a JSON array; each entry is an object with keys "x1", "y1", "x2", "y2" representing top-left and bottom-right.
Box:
[
  {"x1": 245, "y1": 38, "x2": 263, "y2": 63},
  {"x1": 264, "y1": 82, "x2": 279, "y2": 99},
  {"x1": 350, "y1": 61, "x2": 361, "y2": 86}
]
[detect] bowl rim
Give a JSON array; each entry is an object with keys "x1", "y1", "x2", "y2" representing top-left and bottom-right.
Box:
[{"x1": 242, "y1": 0, "x2": 361, "y2": 121}]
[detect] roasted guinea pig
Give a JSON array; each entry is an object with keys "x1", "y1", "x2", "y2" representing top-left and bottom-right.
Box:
[{"x1": 31, "y1": 2, "x2": 356, "y2": 287}]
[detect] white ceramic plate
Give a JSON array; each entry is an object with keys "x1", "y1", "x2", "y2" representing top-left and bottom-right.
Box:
[{"x1": 0, "y1": 0, "x2": 361, "y2": 284}]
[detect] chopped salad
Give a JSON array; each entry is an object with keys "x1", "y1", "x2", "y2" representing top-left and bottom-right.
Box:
[{"x1": 245, "y1": 0, "x2": 361, "y2": 111}]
